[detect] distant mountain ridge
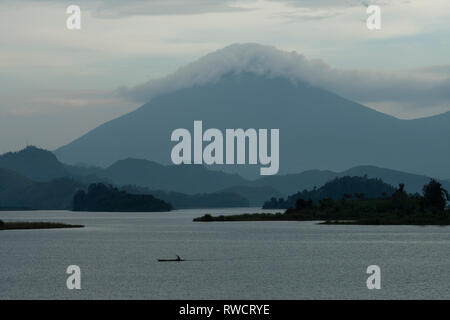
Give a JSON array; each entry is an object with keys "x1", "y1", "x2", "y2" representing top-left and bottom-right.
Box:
[
  {"x1": 103, "y1": 158, "x2": 247, "y2": 194},
  {"x1": 0, "y1": 147, "x2": 450, "y2": 207},
  {"x1": 0, "y1": 147, "x2": 260, "y2": 208}
]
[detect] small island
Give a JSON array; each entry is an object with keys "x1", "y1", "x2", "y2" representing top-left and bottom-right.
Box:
[
  {"x1": 0, "y1": 219, "x2": 84, "y2": 230},
  {"x1": 194, "y1": 178, "x2": 450, "y2": 225}
]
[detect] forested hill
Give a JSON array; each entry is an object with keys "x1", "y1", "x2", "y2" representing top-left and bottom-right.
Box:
[
  {"x1": 263, "y1": 176, "x2": 397, "y2": 209},
  {"x1": 73, "y1": 183, "x2": 173, "y2": 212}
]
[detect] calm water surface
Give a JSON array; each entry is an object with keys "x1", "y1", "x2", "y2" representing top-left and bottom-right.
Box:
[{"x1": 0, "y1": 208, "x2": 449, "y2": 299}]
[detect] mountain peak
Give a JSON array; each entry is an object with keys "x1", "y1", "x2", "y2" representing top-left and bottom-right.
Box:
[
  {"x1": 117, "y1": 43, "x2": 326, "y2": 103},
  {"x1": 1, "y1": 145, "x2": 57, "y2": 160},
  {"x1": 0, "y1": 146, "x2": 67, "y2": 181}
]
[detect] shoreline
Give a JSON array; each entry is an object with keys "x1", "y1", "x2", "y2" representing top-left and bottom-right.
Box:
[
  {"x1": 193, "y1": 213, "x2": 450, "y2": 226},
  {"x1": 0, "y1": 220, "x2": 84, "y2": 231}
]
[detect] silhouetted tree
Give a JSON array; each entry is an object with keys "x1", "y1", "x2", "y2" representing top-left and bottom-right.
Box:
[
  {"x1": 296, "y1": 198, "x2": 306, "y2": 210},
  {"x1": 263, "y1": 197, "x2": 287, "y2": 209},
  {"x1": 422, "y1": 179, "x2": 449, "y2": 211},
  {"x1": 295, "y1": 198, "x2": 313, "y2": 210},
  {"x1": 392, "y1": 183, "x2": 408, "y2": 201}
]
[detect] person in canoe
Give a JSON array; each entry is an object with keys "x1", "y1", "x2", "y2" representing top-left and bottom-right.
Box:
[{"x1": 157, "y1": 255, "x2": 184, "y2": 262}]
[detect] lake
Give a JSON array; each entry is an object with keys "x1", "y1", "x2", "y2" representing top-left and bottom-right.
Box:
[{"x1": 0, "y1": 208, "x2": 449, "y2": 299}]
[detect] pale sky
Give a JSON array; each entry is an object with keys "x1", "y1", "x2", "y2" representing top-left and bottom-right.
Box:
[{"x1": 1, "y1": 0, "x2": 450, "y2": 152}]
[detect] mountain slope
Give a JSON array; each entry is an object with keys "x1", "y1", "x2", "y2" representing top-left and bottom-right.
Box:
[
  {"x1": 341, "y1": 166, "x2": 442, "y2": 195},
  {"x1": 54, "y1": 59, "x2": 450, "y2": 179},
  {"x1": 102, "y1": 158, "x2": 248, "y2": 194},
  {"x1": 217, "y1": 185, "x2": 282, "y2": 206},
  {"x1": 253, "y1": 165, "x2": 450, "y2": 196},
  {"x1": 0, "y1": 168, "x2": 33, "y2": 191},
  {"x1": 0, "y1": 146, "x2": 68, "y2": 181},
  {"x1": 0, "y1": 168, "x2": 84, "y2": 210},
  {"x1": 53, "y1": 72, "x2": 400, "y2": 173},
  {"x1": 263, "y1": 176, "x2": 398, "y2": 209},
  {"x1": 253, "y1": 169, "x2": 338, "y2": 196}
]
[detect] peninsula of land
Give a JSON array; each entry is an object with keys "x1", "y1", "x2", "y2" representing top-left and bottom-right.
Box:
[{"x1": 194, "y1": 178, "x2": 450, "y2": 225}]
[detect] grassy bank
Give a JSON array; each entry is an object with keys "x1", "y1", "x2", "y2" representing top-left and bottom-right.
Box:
[
  {"x1": 194, "y1": 211, "x2": 450, "y2": 225},
  {"x1": 193, "y1": 200, "x2": 450, "y2": 225},
  {"x1": 319, "y1": 214, "x2": 450, "y2": 225},
  {"x1": 193, "y1": 184, "x2": 450, "y2": 226},
  {"x1": 0, "y1": 207, "x2": 35, "y2": 211},
  {"x1": 0, "y1": 219, "x2": 84, "y2": 230},
  {"x1": 194, "y1": 213, "x2": 285, "y2": 222}
]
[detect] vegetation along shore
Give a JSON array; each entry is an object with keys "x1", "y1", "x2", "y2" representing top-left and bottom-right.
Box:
[
  {"x1": 0, "y1": 220, "x2": 84, "y2": 230},
  {"x1": 194, "y1": 178, "x2": 450, "y2": 225}
]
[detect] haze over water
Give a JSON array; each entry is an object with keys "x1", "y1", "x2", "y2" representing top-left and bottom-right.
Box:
[{"x1": 0, "y1": 208, "x2": 449, "y2": 299}]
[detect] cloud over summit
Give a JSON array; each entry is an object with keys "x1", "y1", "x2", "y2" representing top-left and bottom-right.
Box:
[{"x1": 116, "y1": 43, "x2": 450, "y2": 118}]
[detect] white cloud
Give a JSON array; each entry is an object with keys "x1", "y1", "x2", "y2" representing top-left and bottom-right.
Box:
[
  {"x1": 91, "y1": 0, "x2": 249, "y2": 18},
  {"x1": 117, "y1": 43, "x2": 450, "y2": 118}
]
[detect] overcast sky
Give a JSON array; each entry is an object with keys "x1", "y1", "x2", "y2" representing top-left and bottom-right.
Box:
[{"x1": 1, "y1": 0, "x2": 450, "y2": 152}]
